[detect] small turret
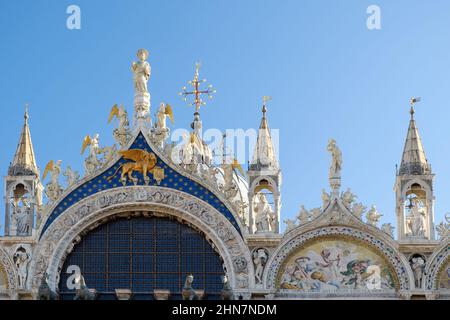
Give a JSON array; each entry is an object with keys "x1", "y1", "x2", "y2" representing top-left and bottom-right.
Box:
[
  {"x1": 4, "y1": 106, "x2": 43, "y2": 236},
  {"x1": 247, "y1": 98, "x2": 282, "y2": 234},
  {"x1": 395, "y1": 98, "x2": 435, "y2": 240}
]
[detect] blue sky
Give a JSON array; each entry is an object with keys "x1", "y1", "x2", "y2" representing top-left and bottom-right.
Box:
[{"x1": 0, "y1": 0, "x2": 449, "y2": 235}]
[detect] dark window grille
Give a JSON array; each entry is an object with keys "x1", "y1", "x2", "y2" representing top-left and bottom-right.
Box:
[{"x1": 58, "y1": 216, "x2": 224, "y2": 300}]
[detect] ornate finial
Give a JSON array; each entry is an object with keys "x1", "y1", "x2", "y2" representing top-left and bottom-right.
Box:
[
  {"x1": 410, "y1": 97, "x2": 421, "y2": 119},
  {"x1": 180, "y1": 63, "x2": 216, "y2": 114}
]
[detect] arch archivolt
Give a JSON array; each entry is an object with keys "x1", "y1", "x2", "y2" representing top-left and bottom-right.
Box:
[
  {"x1": 29, "y1": 186, "x2": 254, "y2": 293},
  {"x1": 424, "y1": 241, "x2": 449, "y2": 290},
  {"x1": 264, "y1": 226, "x2": 413, "y2": 292},
  {"x1": 0, "y1": 247, "x2": 17, "y2": 290}
]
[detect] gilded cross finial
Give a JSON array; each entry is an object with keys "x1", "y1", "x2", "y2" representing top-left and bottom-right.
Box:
[
  {"x1": 409, "y1": 97, "x2": 421, "y2": 119},
  {"x1": 180, "y1": 63, "x2": 216, "y2": 113}
]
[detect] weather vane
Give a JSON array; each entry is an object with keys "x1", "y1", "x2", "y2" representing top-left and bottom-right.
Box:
[
  {"x1": 180, "y1": 62, "x2": 216, "y2": 113},
  {"x1": 263, "y1": 96, "x2": 272, "y2": 105},
  {"x1": 410, "y1": 97, "x2": 421, "y2": 118}
]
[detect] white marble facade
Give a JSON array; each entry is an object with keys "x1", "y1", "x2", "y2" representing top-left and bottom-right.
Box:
[{"x1": 0, "y1": 50, "x2": 448, "y2": 300}]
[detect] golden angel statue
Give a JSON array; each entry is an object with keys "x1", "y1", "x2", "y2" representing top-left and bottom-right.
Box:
[
  {"x1": 155, "y1": 102, "x2": 174, "y2": 131},
  {"x1": 151, "y1": 102, "x2": 174, "y2": 146},
  {"x1": 81, "y1": 134, "x2": 102, "y2": 175},
  {"x1": 221, "y1": 158, "x2": 245, "y2": 199},
  {"x1": 43, "y1": 160, "x2": 63, "y2": 202},
  {"x1": 108, "y1": 104, "x2": 131, "y2": 148}
]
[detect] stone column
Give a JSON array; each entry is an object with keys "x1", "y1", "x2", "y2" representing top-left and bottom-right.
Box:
[{"x1": 248, "y1": 192, "x2": 255, "y2": 234}]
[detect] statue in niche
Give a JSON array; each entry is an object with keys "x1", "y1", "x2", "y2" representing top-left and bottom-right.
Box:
[
  {"x1": 253, "y1": 248, "x2": 268, "y2": 285},
  {"x1": 410, "y1": 256, "x2": 426, "y2": 288},
  {"x1": 13, "y1": 247, "x2": 30, "y2": 289},
  {"x1": 11, "y1": 199, "x2": 31, "y2": 236},
  {"x1": 254, "y1": 193, "x2": 275, "y2": 232},
  {"x1": 408, "y1": 200, "x2": 426, "y2": 237}
]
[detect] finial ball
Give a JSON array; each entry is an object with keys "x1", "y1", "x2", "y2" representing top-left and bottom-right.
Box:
[{"x1": 262, "y1": 105, "x2": 267, "y2": 114}]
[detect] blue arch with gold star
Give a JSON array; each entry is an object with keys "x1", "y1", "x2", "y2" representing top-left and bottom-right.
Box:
[{"x1": 40, "y1": 133, "x2": 242, "y2": 239}]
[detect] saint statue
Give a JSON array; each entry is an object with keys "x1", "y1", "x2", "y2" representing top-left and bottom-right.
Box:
[
  {"x1": 14, "y1": 247, "x2": 30, "y2": 289},
  {"x1": 411, "y1": 256, "x2": 426, "y2": 288},
  {"x1": 253, "y1": 249, "x2": 268, "y2": 285},
  {"x1": 409, "y1": 200, "x2": 426, "y2": 237},
  {"x1": 12, "y1": 200, "x2": 31, "y2": 236},
  {"x1": 131, "y1": 49, "x2": 151, "y2": 94},
  {"x1": 327, "y1": 139, "x2": 342, "y2": 179},
  {"x1": 254, "y1": 193, "x2": 275, "y2": 232}
]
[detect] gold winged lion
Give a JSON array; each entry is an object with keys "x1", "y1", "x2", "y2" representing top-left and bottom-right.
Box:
[{"x1": 107, "y1": 149, "x2": 157, "y2": 184}]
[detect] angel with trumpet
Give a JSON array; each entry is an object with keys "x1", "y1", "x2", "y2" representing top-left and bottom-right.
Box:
[{"x1": 151, "y1": 102, "x2": 174, "y2": 146}]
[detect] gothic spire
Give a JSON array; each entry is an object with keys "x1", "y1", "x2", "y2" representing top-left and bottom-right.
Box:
[
  {"x1": 398, "y1": 98, "x2": 430, "y2": 175},
  {"x1": 250, "y1": 99, "x2": 279, "y2": 170},
  {"x1": 9, "y1": 106, "x2": 39, "y2": 176}
]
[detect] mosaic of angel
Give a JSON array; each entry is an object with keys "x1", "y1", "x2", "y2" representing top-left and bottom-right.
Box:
[{"x1": 278, "y1": 240, "x2": 396, "y2": 291}]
